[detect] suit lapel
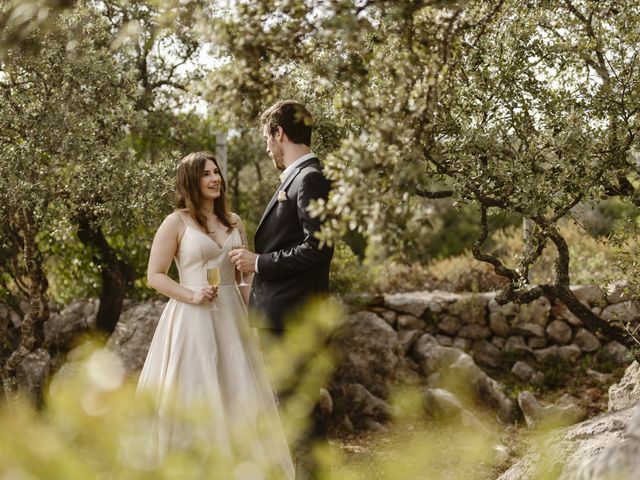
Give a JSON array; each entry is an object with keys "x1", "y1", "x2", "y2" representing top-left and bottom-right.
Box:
[{"x1": 256, "y1": 158, "x2": 319, "y2": 233}]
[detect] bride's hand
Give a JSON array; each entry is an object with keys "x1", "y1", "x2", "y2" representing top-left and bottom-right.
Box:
[{"x1": 191, "y1": 286, "x2": 217, "y2": 305}]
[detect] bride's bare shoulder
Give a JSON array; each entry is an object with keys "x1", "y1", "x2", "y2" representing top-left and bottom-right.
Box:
[
  {"x1": 158, "y1": 211, "x2": 188, "y2": 233},
  {"x1": 163, "y1": 211, "x2": 181, "y2": 223}
]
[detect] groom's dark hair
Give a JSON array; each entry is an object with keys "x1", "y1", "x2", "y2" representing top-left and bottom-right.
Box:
[{"x1": 261, "y1": 100, "x2": 313, "y2": 146}]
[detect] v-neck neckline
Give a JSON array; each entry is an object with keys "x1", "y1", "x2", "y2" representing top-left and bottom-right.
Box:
[{"x1": 187, "y1": 225, "x2": 235, "y2": 250}]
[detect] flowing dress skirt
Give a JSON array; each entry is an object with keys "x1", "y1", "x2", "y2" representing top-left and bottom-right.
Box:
[{"x1": 135, "y1": 284, "x2": 294, "y2": 478}]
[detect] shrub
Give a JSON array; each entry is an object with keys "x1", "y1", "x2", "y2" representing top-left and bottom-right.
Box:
[{"x1": 330, "y1": 242, "x2": 373, "y2": 297}]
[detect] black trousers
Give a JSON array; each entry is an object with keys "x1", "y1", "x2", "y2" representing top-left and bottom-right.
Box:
[{"x1": 259, "y1": 327, "x2": 330, "y2": 480}]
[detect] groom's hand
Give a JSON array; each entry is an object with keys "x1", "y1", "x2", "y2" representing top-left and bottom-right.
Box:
[{"x1": 229, "y1": 248, "x2": 257, "y2": 273}]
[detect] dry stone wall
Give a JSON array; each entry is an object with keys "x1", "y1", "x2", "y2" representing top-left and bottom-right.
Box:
[{"x1": 375, "y1": 285, "x2": 636, "y2": 372}]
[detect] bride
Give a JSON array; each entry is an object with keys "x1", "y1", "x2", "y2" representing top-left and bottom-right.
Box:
[{"x1": 136, "y1": 151, "x2": 294, "y2": 478}]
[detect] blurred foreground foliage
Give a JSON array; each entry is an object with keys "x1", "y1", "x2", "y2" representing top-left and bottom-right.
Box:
[
  {"x1": 0, "y1": 299, "x2": 506, "y2": 480},
  {"x1": 0, "y1": 298, "x2": 615, "y2": 480}
]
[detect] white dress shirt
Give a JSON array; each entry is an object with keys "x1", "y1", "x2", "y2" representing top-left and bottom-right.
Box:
[{"x1": 278, "y1": 152, "x2": 316, "y2": 184}]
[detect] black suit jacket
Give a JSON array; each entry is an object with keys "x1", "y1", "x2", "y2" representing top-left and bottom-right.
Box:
[{"x1": 250, "y1": 157, "x2": 333, "y2": 333}]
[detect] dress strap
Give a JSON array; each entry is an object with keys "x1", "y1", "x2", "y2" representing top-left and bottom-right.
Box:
[{"x1": 177, "y1": 211, "x2": 191, "y2": 227}]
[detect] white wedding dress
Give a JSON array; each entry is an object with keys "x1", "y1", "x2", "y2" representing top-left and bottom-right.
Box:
[{"x1": 135, "y1": 214, "x2": 294, "y2": 478}]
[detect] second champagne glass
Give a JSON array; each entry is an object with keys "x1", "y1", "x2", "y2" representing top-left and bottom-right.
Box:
[
  {"x1": 206, "y1": 261, "x2": 220, "y2": 310},
  {"x1": 231, "y1": 232, "x2": 249, "y2": 287}
]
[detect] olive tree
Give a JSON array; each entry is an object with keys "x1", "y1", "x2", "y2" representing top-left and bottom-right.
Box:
[
  {"x1": 1, "y1": 0, "x2": 219, "y2": 337},
  {"x1": 0, "y1": 6, "x2": 125, "y2": 389},
  {"x1": 198, "y1": 0, "x2": 640, "y2": 351}
]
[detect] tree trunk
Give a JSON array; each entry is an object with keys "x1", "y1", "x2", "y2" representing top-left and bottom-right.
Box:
[
  {"x1": 2, "y1": 211, "x2": 48, "y2": 397},
  {"x1": 76, "y1": 213, "x2": 134, "y2": 334}
]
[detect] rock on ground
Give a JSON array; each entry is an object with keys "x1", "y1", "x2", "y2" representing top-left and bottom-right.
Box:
[
  {"x1": 412, "y1": 334, "x2": 515, "y2": 423},
  {"x1": 498, "y1": 407, "x2": 634, "y2": 480},
  {"x1": 608, "y1": 361, "x2": 640, "y2": 412},
  {"x1": 107, "y1": 301, "x2": 166, "y2": 373}
]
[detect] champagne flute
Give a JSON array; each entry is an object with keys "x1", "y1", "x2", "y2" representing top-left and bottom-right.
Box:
[
  {"x1": 206, "y1": 261, "x2": 220, "y2": 310},
  {"x1": 231, "y1": 232, "x2": 249, "y2": 287}
]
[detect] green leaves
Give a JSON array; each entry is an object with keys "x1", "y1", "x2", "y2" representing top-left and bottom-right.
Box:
[{"x1": 187, "y1": 0, "x2": 640, "y2": 292}]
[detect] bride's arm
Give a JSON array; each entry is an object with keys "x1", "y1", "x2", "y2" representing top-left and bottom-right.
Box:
[{"x1": 147, "y1": 213, "x2": 215, "y2": 305}]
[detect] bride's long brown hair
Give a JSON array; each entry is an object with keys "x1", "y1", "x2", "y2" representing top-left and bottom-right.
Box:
[{"x1": 175, "y1": 151, "x2": 235, "y2": 232}]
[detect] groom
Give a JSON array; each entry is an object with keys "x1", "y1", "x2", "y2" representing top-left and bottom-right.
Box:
[
  {"x1": 230, "y1": 100, "x2": 333, "y2": 334},
  {"x1": 229, "y1": 100, "x2": 333, "y2": 479}
]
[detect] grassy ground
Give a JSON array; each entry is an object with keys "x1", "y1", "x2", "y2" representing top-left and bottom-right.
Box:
[
  {"x1": 333, "y1": 424, "x2": 498, "y2": 480},
  {"x1": 331, "y1": 354, "x2": 628, "y2": 480}
]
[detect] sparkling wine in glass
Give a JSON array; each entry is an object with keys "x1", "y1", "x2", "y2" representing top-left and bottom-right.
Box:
[
  {"x1": 231, "y1": 232, "x2": 249, "y2": 287},
  {"x1": 206, "y1": 261, "x2": 220, "y2": 310}
]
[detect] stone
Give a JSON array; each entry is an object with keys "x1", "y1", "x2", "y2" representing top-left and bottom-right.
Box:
[
  {"x1": 517, "y1": 297, "x2": 551, "y2": 327},
  {"x1": 328, "y1": 311, "x2": 408, "y2": 402},
  {"x1": 344, "y1": 383, "x2": 391, "y2": 429},
  {"x1": 609, "y1": 361, "x2": 640, "y2": 412},
  {"x1": 533, "y1": 345, "x2": 559, "y2": 362},
  {"x1": 471, "y1": 340, "x2": 500, "y2": 368},
  {"x1": 447, "y1": 293, "x2": 493, "y2": 324},
  {"x1": 15, "y1": 348, "x2": 51, "y2": 402},
  {"x1": 488, "y1": 298, "x2": 519, "y2": 316},
  {"x1": 379, "y1": 310, "x2": 397, "y2": 327},
  {"x1": 606, "y1": 281, "x2": 633, "y2": 304},
  {"x1": 435, "y1": 334, "x2": 453, "y2": 347},
  {"x1": 546, "y1": 320, "x2": 573, "y2": 344},
  {"x1": 452, "y1": 337, "x2": 471, "y2": 352},
  {"x1": 552, "y1": 302, "x2": 583, "y2": 327},
  {"x1": 493, "y1": 444, "x2": 511, "y2": 469},
  {"x1": 423, "y1": 387, "x2": 492, "y2": 436},
  {"x1": 517, "y1": 391, "x2": 585, "y2": 429},
  {"x1": 586, "y1": 368, "x2": 613, "y2": 385},
  {"x1": 489, "y1": 312, "x2": 512, "y2": 336},
  {"x1": 437, "y1": 315, "x2": 462, "y2": 335},
  {"x1": 448, "y1": 353, "x2": 516, "y2": 423},
  {"x1": 503, "y1": 336, "x2": 532, "y2": 355},
  {"x1": 397, "y1": 313, "x2": 425, "y2": 331},
  {"x1": 398, "y1": 329, "x2": 423, "y2": 356},
  {"x1": 318, "y1": 388, "x2": 333, "y2": 416},
  {"x1": 492, "y1": 336, "x2": 506, "y2": 349},
  {"x1": 339, "y1": 415, "x2": 355, "y2": 433},
  {"x1": 384, "y1": 291, "x2": 460, "y2": 318},
  {"x1": 601, "y1": 341, "x2": 633, "y2": 367},
  {"x1": 559, "y1": 404, "x2": 640, "y2": 480},
  {"x1": 512, "y1": 322, "x2": 545, "y2": 338},
  {"x1": 571, "y1": 285, "x2": 606, "y2": 307},
  {"x1": 457, "y1": 324, "x2": 492, "y2": 340},
  {"x1": 44, "y1": 298, "x2": 99, "y2": 350},
  {"x1": 574, "y1": 328, "x2": 601, "y2": 353},
  {"x1": 362, "y1": 418, "x2": 389, "y2": 433},
  {"x1": 412, "y1": 334, "x2": 515, "y2": 423},
  {"x1": 527, "y1": 337, "x2": 547, "y2": 349},
  {"x1": 558, "y1": 344, "x2": 582, "y2": 363},
  {"x1": 511, "y1": 361, "x2": 543, "y2": 385},
  {"x1": 601, "y1": 301, "x2": 640, "y2": 324},
  {"x1": 411, "y1": 334, "x2": 461, "y2": 373},
  {"x1": 498, "y1": 406, "x2": 633, "y2": 480},
  {"x1": 423, "y1": 387, "x2": 466, "y2": 419},
  {"x1": 107, "y1": 301, "x2": 166, "y2": 373},
  {"x1": 367, "y1": 306, "x2": 387, "y2": 314}
]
